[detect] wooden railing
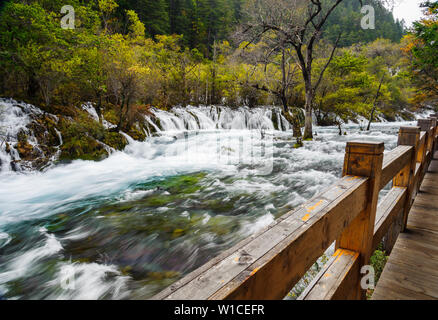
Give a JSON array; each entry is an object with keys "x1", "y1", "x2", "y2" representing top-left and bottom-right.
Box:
[{"x1": 154, "y1": 116, "x2": 438, "y2": 300}]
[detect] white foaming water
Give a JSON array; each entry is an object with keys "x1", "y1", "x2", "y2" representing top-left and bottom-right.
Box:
[
  {"x1": 0, "y1": 228, "x2": 62, "y2": 285},
  {"x1": 47, "y1": 262, "x2": 130, "y2": 300},
  {"x1": 0, "y1": 99, "x2": 40, "y2": 172},
  {"x1": 146, "y1": 105, "x2": 291, "y2": 133},
  {"x1": 0, "y1": 129, "x2": 274, "y2": 226}
]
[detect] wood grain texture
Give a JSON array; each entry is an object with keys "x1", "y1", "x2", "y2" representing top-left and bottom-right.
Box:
[
  {"x1": 373, "y1": 187, "x2": 406, "y2": 252},
  {"x1": 299, "y1": 249, "x2": 360, "y2": 300},
  {"x1": 337, "y1": 142, "x2": 383, "y2": 299}
]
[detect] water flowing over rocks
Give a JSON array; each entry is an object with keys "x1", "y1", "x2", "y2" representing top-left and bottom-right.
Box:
[
  {"x1": 1, "y1": 98, "x2": 295, "y2": 172},
  {"x1": 0, "y1": 99, "x2": 61, "y2": 172}
]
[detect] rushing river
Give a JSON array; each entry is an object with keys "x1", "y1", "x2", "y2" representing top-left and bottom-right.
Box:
[{"x1": 0, "y1": 100, "x2": 421, "y2": 299}]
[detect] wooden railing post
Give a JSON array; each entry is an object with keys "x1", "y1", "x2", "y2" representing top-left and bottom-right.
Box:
[
  {"x1": 336, "y1": 142, "x2": 384, "y2": 300},
  {"x1": 417, "y1": 119, "x2": 432, "y2": 184},
  {"x1": 429, "y1": 117, "x2": 437, "y2": 155},
  {"x1": 418, "y1": 119, "x2": 433, "y2": 159},
  {"x1": 388, "y1": 127, "x2": 420, "y2": 243}
]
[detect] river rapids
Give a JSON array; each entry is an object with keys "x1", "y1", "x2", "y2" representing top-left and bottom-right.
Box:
[{"x1": 0, "y1": 98, "x2": 423, "y2": 299}]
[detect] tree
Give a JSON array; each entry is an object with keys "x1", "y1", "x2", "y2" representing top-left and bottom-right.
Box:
[
  {"x1": 122, "y1": 0, "x2": 169, "y2": 36},
  {"x1": 237, "y1": 0, "x2": 360, "y2": 139},
  {"x1": 106, "y1": 11, "x2": 148, "y2": 131},
  {"x1": 404, "y1": 1, "x2": 438, "y2": 105},
  {"x1": 150, "y1": 35, "x2": 203, "y2": 107},
  {"x1": 235, "y1": 37, "x2": 303, "y2": 136},
  {"x1": 363, "y1": 39, "x2": 403, "y2": 129}
]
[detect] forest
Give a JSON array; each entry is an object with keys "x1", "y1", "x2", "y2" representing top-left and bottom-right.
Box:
[{"x1": 0, "y1": 0, "x2": 436, "y2": 158}]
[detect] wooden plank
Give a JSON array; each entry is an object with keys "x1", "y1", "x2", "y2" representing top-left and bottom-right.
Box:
[
  {"x1": 380, "y1": 146, "x2": 413, "y2": 190},
  {"x1": 389, "y1": 249, "x2": 438, "y2": 277},
  {"x1": 373, "y1": 187, "x2": 406, "y2": 251},
  {"x1": 299, "y1": 249, "x2": 360, "y2": 300},
  {"x1": 154, "y1": 175, "x2": 368, "y2": 300},
  {"x1": 408, "y1": 210, "x2": 438, "y2": 233},
  {"x1": 379, "y1": 262, "x2": 438, "y2": 298},
  {"x1": 373, "y1": 277, "x2": 436, "y2": 300},
  {"x1": 417, "y1": 132, "x2": 426, "y2": 164},
  {"x1": 393, "y1": 127, "x2": 419, "y2": 237},
  {"x1": 210, "y1": 178, "x2": 368, "y2": 300}
]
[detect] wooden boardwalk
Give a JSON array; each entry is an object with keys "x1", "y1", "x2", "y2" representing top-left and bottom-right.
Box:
[{"x1": 373, "y1": 152, "x2": 438, "y2": 300}]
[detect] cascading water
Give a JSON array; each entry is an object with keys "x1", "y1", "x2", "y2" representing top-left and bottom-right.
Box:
[
  {"x1": 0, "y1": 99, "x2": 60, "y2": 172},
  {"x1": 0, "y1": 97, "x2": 420, "y2": 299},
  {"x1": 143, "y1": 105, "x2": 292, "y2": 134}
]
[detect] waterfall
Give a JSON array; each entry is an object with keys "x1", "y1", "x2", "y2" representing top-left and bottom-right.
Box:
[
  {"x1": 145, "y1": 105, "x2": 292, "y2": 135},
  {"x1": 0, "y1": 98, "x2": 62, "y2": 173},
  {"x1": 0, "y1": 98, "x2": 294, "y2": 172},
  {"x1": 0, "y1": 99, "x2": 41, "y2": 172}
]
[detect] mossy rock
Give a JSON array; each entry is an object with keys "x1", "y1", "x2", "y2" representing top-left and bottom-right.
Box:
[
  {"x1": 135, "y1": 173, "x2": 207, "y2": 195},
  {"x1": 59, "y1": 135, "x2": 108, "y2": 161},
  {"x1": 127, "y1": 123, "x2": 147, "y2": 141},
  {"x1": 15, "y1": 140, "x2": 38, "y2": 160},
  {"x1": 5, "y1": 142, "x2": 11, "y2": 154},
  {"x1": 102, "y1": 132, "x2": 127, "y2": 150},
  {"x1": 102, "y1": 107, "x2": 119, "y2": 125}
]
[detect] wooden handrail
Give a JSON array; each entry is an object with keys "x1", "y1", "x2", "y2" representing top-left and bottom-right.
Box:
[{"x1": 154, "y1": 118, "x2": 438, "y2": 301}]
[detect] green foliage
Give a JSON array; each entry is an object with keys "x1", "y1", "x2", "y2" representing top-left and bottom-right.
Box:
[
  {"x1": 314, "y1": 39, "x2": 413, "y2": 127},
  {"x1": 58, "y1": 113, "x2": 127, "y2": 161},
  {"x1": 404, "y1": 1, "x2": 438, "y2": 104},
  {"x1": 324, "y1": 0, "x2": 405, "y2": 47},
  {"x1": 367, "y1": 246, "x2": 389, "y2": 299},
  {"x1": 370, "y1": 249, "x2": 388, "y2": 284}
]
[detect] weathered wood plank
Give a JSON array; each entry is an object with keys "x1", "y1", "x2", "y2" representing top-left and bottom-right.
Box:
[
  {"x1": 373, "y1": 277, "x2": 436, "y2": 300},
  {"x1": 391, "y1": 127, "x2": 418, "y2": 240},
  {"x1": 298, "y1": 249, "x2": 360, "y2": 300},
  {"x1": 380, "y1": 146, "x2": 412, "y2": 190},
  {"x1": 373, "y1": 187, "x2": 406, "y2": 251},
  {"x1": 379, "y1": 262, "x2": 438, "y2": 298}
]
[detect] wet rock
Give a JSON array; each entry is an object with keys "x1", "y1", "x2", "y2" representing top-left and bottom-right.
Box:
[
  {"x1": 10, "y1": 161, "x2": 17, "y2": 172},
  {"x1": 15, "y1": 140, "x2": 36, "y2": 160}
]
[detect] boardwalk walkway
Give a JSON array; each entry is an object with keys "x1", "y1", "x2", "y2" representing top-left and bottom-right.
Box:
[{"x1": 373, "y1": 152, "x2": 438, "y2": 300}]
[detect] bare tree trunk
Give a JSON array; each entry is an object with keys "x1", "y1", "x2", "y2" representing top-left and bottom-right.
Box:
[
  {"x1": 116, "y1": 94, "x2": 126, "y2": 132},
  {"x1": 96, "y1": 93, "x2": 103, "y2": 125},
  {"x1": 367, "y1": 74, "x2": 385, "y2": 131},
  {"x1": 303, "y1": 84, "x2": 314, "y2": 140}
]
